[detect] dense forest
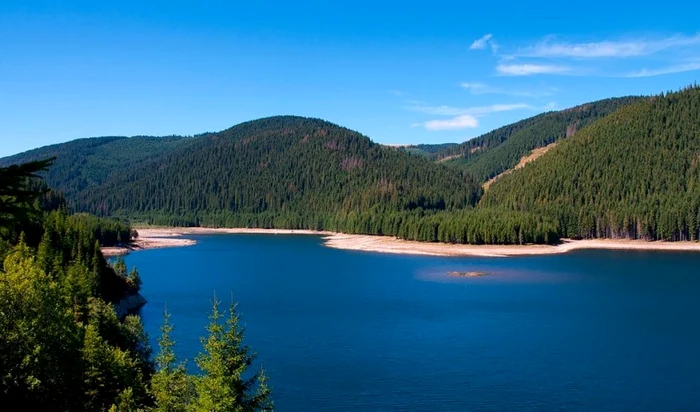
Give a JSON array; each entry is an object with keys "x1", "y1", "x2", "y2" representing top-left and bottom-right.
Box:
[
  {"x1": 481, "y1": 86, "x2": 700, "y2": 241},
  {"x1": 2, "y1": 88, "x2": 699, "y2": 245},
  {"x1": 435, "y1": 97, "x2": 642, "y2": 182},
  {"x1": 23, "y1": 116, "x2": 554, "y2": 245},
  {"x1": 0, "y1": 160, "x2": 272, "y2": 410}
]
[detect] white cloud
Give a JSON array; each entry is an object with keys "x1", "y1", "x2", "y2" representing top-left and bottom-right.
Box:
[
  {"x1": 542, "y1": 102, "x2": 558, "y2": 110},
  {"x1": 470, "y1": 33, "x2": 498, "y2": 53},
  {"x1": 520, "y1": 34, "x2": 700, "y2": 58},
  {"x1": 421, "y1": 115, "x2": 479, "y2": 131},
  {"x1": 470, "y1": 34, "x2": 493, "y2": 50},
  {"x1": 496, "y1": 64, "x2": 571, "y2": 76},
  {"x1": 626, "y1": 61, "x2": 700, "y2": 77}
]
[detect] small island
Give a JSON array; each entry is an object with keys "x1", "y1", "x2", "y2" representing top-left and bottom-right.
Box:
[{"x1": 448, "y1": 271, "x2": 490, "y2": 277}]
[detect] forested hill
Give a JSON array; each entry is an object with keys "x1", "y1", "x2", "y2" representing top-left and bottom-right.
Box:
[
  {"x1": 436, "y1": 96, "x2": 642, "y2": 182},
  {"x1": 74, "y1": 116, "x2": 483, "y2": 227},
  {"x1": 481, "y1": 86, "x2": 700, "y2": 241},
  {"x1": 0, "y1": 135, "x2": 199, "y2": 199}
]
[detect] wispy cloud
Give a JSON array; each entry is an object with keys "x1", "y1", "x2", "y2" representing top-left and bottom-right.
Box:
[
  {"x1": 411, "y1": 102, "x2": 535, "y2": 131},
  {"x1": 410, "y1": 102, "x2": 533, "y2": 116},
  {"x1": 460, "y1": 82, "x2": 557, "y2": 97},
  {"x1": 470, "y1": 34, "x2": 492, "y2": 50},
  {"x1": 460, "y1": 82, "x2": 488, "y2": 92},
  {"x1": 470, "y1": 33, "x2": 498, "y2": 53},
  {"x1": 519, "y1": 34, "x2": 700, "y2": 58},
  {"x1": 496, "y1": 64, "x2": 571, "y2": 76},
  {"x1": 626, "y1": 61, "x2": 700, "y2": 77},
  {"x1": 419, "y1": 115, "x2": 479, "y2": 131}
]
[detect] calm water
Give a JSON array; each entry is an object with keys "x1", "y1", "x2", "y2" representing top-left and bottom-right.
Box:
[{"x1": 125, "y1": 234, "x2": 700, "y2": 411}]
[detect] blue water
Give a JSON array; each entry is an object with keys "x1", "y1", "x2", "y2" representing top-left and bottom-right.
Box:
[{"x1": 125, "y1": 234, "x2": 700, "y2": 411}]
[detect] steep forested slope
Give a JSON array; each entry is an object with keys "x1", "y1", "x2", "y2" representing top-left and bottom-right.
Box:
[
  {"x1": 76, "y1": 116, "x2": 481, "y2": 226},
  {"x1": 436, "y1": 97, "x2": 641, "y2": 182},
  {"x1": 0, "y1": 135, "x2": 199, "y2": 198},
  {"x1": 481, "y1": 86, "x2": 700, "y2": 241}
]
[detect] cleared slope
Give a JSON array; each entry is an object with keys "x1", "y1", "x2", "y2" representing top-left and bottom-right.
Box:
[
  {"x1": 481, "y1": 86, "x2": 700, "y2": 241},
  {"x1": 437, "y1": 97, "x2": 641, "y2": 182},
  {"x1": 482, "y1": 142, "x2": 558, "y2": 190}
]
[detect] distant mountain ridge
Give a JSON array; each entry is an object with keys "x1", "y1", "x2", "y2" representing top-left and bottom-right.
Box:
[{"x1": 3, "y1": 87, "x2": 698, "y2": 244}]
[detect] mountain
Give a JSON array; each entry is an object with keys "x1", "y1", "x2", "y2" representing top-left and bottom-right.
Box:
[
  {"x1": 481, "y1": 86, "x2": 700, "y2": 241},
  {"x1": 4, "y1": 87, "x2": 697, "y2": 245},
  {"x1": 1, "y1": 116, "x2": 560, "y2": 244},
  {"x1": 0, "y1": 135, "x2": 199, "y2": 199},
  {"x1": 435, "y1": 96, "x2": 642, "y2": 182}
]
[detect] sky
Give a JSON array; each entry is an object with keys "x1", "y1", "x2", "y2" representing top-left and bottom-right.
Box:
[{"x1": 1, "y1": 0, "x2": 699, "y2": 157}]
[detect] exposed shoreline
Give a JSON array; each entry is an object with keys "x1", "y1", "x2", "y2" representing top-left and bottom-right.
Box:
[{"x1": 100, "y1": 227, "x2": 700, "y2": 258}]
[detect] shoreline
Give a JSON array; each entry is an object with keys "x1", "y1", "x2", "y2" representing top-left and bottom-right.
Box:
[{"x1": 100, "y1": 227, "x2": 700, "y2": 258}]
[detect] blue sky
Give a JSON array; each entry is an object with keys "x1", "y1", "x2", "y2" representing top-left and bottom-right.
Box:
[{"x1": 1, "y1": 0, "x2": 699, "y2": 157}]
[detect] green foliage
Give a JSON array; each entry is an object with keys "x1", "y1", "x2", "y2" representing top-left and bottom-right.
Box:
[
  {"x1": 481, "y1": 86, "x2": 700, "y2": 241},
  {"x1": 0, "y1": 158, "x2": 55, "y2": 244},
  {"x1": 70, "y1": 213, "x2": 133, "y2": 247},
  {"x1": 0, "y1": 158, "x2": 55, "y2": 223},
  {"x1": 192, "y1": 295, "x2": 272, "y2": 412},
  {"x1": 0, "y1": 160, "x2": 274, "y2": 411},
  {"x1": 437, "y1": 97, "x2": 641, "y2": 182},
  {"x1": 0, "y1": 241, "x2": 83, "y2": 410},
  {"x1": 151, "y1": 311, "x2": 193, "y2": 412}
]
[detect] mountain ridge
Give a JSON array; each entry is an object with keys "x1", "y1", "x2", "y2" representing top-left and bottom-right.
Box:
[{"x1": 3, "y1": 88, "x2": 698, "y2": 244}]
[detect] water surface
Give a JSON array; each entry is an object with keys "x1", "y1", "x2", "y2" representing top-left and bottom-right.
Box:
[{"x1": 126, "y1": 234, "x2": 700, "y2": 411}]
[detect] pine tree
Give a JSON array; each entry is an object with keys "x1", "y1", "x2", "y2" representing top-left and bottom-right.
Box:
[
  {"x1": 151, "y1": 310, "x2": 193, "y2": 412},
  {"x1": 193, "y1": 295, "x2": 272, "y2": 411}
]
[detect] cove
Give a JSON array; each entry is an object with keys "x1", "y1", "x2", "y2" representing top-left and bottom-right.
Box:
[{"x1": 125, "y1": 234, "x2": 700, "y2": 411}]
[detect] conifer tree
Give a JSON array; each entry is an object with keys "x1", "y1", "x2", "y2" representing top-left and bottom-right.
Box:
[
  {"x1": 151, "y1": 310, "x2": 193, "y2": 412},
  {"x1": 193, "y1": 295, "x2": 272, "y2": 411}
]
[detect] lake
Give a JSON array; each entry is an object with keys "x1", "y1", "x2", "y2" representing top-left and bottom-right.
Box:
[{"x1": 125, "y1": 234, "x2": 700, "y2": 411}]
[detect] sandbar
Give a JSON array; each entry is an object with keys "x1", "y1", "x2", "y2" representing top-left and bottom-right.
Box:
[{"x1": 101, "y1": 227, "x2": 700, "y2": 257}]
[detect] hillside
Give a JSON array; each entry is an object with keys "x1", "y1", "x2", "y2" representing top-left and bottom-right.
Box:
[
  {"x1": 481, "y1": 86, "x2": 700, "y2": 241},
  {"x1": 0, "y1": 135, "x2": 199, "y2": 199},
  {"x1": 4, "y1": 86, "x2": 697, "y2": 246},
  {"x1": 0, "y1": 116, "x2": 561, "y2": 244},
  {"x1": 436, "y1": 96, "x2": 642, "y2": 182},
  {"x1": 72, "y1": 116, "x2": 478, "y2": 222}
]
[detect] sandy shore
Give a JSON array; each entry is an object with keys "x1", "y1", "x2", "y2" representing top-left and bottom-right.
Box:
[
  {"x1": 101, "y1": 230, "x2": 197, "y2": 257},
  {"x1": 323, "y1": 234, "x2": 700, "y2": 257},
  {"x1": 100, "y1": 227, "x2": 333, "y2": 257},
  {"x1": 101, "y1": 227, "x2": 700, "y2": 258}
]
